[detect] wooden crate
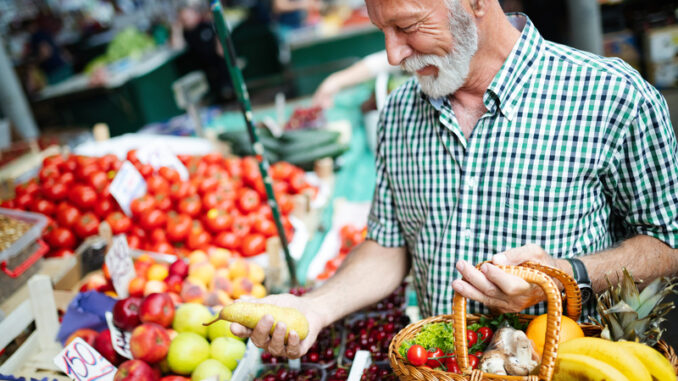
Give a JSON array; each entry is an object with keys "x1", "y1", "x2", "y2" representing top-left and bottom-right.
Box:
[{"x1": 0, "y1": 274, "x2": 74, "y2": 380}]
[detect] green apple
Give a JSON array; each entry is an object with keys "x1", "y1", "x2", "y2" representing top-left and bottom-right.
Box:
[
  {"x1": 207, "y1": 318, "x2": 243, "y2": 341},
  {"x1": 191, "y1": 359, "x2": 231, "y2": 381},
  {"x1": 167, "y1": 332, "x2": 210, "y2": 375},
  {"x1": 173, "y1": 303, "x2": 212, "y2": 337},
  {"x1": 210, "y1": 337, "x2": 246, "y2": 370}
]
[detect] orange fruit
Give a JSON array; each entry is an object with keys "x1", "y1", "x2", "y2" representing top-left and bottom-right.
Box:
[{"x1": 526, "y1": 314, "x2": 584, "y2": 356}]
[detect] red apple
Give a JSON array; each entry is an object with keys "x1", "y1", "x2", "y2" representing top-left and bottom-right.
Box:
[
  {"x1": 169, "y1": 259, "x2": 189, "y2": 278},
  {"x1": 130, "y1": 323, "x2": 170, "y2": 363},
  {"x1": 159, "y1": 377, "x2": 190, "y2": 381},
  {"x1": 65, "y1": 328, "x2": 98, "y2": 346},
  {"x1": 139, "y1": 293, "x2": 175, "y2": 328},
  {"x1": 79, "y1": 273, "x2": 109, "y2": 292},
  {"x1": 93, "y1": 329, "x2": 123, "y2": 366},
  {"x1": 164, "y1": 274, "x2": 183, "y2": 294},
  {"x1": 114, "y1": 359, "x2": 159, "y2": 381},
  {"x1": 113, "y1": 297, "x2": 142, "y2": 331}
]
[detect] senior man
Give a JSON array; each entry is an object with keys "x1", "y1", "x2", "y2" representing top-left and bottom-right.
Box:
[{"x1": 232, "y1": 0, "x2": 678, "y2": 359}]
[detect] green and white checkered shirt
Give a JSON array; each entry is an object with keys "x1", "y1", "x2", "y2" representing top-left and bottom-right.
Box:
[{"x1": 367, "y1": 14, "x2": 678, "y2": 320}]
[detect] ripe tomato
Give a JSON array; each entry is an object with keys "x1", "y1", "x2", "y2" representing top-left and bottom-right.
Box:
[
  {"x1": 98, "y1": 154, "x2": 119, "y2": 172},
  {"x1": 31, "y1": 198, "x2": 55, "y2": 216},
  {"x1": 468, "y1": 354, "x2": 479, "y2": 370},
  {"x1": 47, "y1": 248, "x2": 75, "y2": 258},
  {"x1": 204, "y1": 209, "x2": 232, "y2": 233},
  {"x1": 273, "y1": 181, "x2": 289, "y2": 196},
  {"x1": 467, "y1": 330, "x2": 478, "y2": 347},
  {"x1": 478, "y1": 327, "x2": 493, "y2": 343},
  {"x1": 253, "y1": 218, "x2": 276, "y2": 237},
  {"x1": 406, "y1": 345, "x2": 427, "y2": 366},
  {"x1": 186, "y1": 158, "x2": 208, "y2": 178},
  {"x1": 58, "y1": 155, "x2": 77, "y2": 172},
  {"x1": 169, "y1": 182, "x2": 193, "y2": 202},
  {"x1": 177, "y1": 154, "x2": 192, "y2": 165},
  {"x1": 277, "y1": 193, "x2": 295, "y2": 215},
  {"x1": 445, "y1": 357, "x2": 460, "y2": 373},
  {"x1": 288, "y1": 171, "x2": 308, "y2": 194},
  {"x1": 15, "y1": 194, "x2": 34, "y2": 212},
  {"x1": 69, "y1": 185, "x2": 97, "y2": 210},
  {"x1": 15, "y1": 180, "x2": 40, "y2": 197},
  {"x1": 151, "y1": 228, "x2": 167, "y2": 243},
  {"x1": 59, "y1": 172, "x2": 75, "y2": 184},
  {"x1": 178, "y1": 196, "x2": 202, "y2": 218},
  {"x1": 241, "y1": 233, "x2": 266, "y2": 257},
  {"x1": 1, "y1": 199, "x2": 15, "y2": 209},
  {"x1": 136, "y1": 163, "x2": 153, "y2": 178},
  {"x1": 231, "y1": 215, "x2": 251, "y2": 238},
  {"x1": 156, "y1": 166, "x2": 180, "y2": 183},
  {"x1": 127, "y1": 235, "x2": 141, "y2": 249},
  {"x1": 47, "y1": 227, "x2": 76, "y2": 249},
  {"x1": 198, "y1": 176, "x2": 219, "y2": 195},
  {"x1": 139, "y1": 209, "x2": 167, "y2": 231},
  {"x1": 151, "y1": 241, "x2": 175, "y2": 254},
  {"x1": 271, "y1": 161, "x2": 295, "y2": 181},
  {"x1": 187, "y1": 223, "x2": 211, "y2": 250},
  {"x1": 201, "y1": 152, "x2": 223, "y2": 165},
  {"x1": 147, "y1": 175, "x2": 170, "y2": 195},
  {"x1": 88, "y1": 171, "x2": 109, "y2": 192},
  {"x1": 75, "y1": 163, "x2": 99, "y2": 182},
  {"x1": 105, "y1": 211, "x2": 132, "y2": 235},
  {"x1": 57, "y1": 204, "x2": 81, "y2": 227},
  {"x1": 94, "y1": 197, "x2": 114, "y2": 219},
  {"x1": 167, "y1": 213, "x2": 191, "y2": 243},
  {"x1": 202, "y1": 191, "x2": 234, "y2": 211},
  {"x1": 43, "y1": 154, "x2": 65, "y2": 168},
  {"x1": 41, "y1": 180, "x2": 67, "y2": 201},
  {"x1": 39, "y1": 164, "x2": 61, "y2": 183},
  {"x1": 74, "y1": 212, "x2": 100, "y2": 238},
  {"x1": 213, "y1": 231, "x2": 240, "y2": 250},
  {"x1": 126, "y1": 149, "x2": 139, "y2": 163},
  {"x1": 426, "y1": 347, "x2": 445, "y2": 368},
  {"x1": 238, "y1": 188, "x2": 260, "y2": 213},
  {"x1": 153, "y1": 193, "x2": 172, "y2": 212},
  {"x1": 130, "y1": 195, "x2": 156, "y2": 218},
  {"x1": 224, "y1": 157, "x2": 242, "y2": 178}
]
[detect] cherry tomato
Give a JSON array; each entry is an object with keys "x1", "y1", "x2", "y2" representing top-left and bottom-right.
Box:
[
  {"x1": 105, "y1": 211, "x2": 132, "y2": 235},
  {"x1": 130, "y1": 195, "x2": 156, "y2": 218},
  {"x1": 167, "y1": 213, "x2": 192, "y2": 243},
  {"x1": 57, "y1": 204, "x2": 81, "y2": 228},
  {"x1": 140, "y1": 209, "x2": 167, "y2": 231},
  {"x1": 444, "y1": 357, "x2": 460, "y2": 373},
  {"x1": 74, "y1": 212, "x2": 100, "y2": 238},
  {"x1": 178, "y1": 196, "x2": 202, "y2": 218},
  {"x1": 467, "y1": 330, "x2": 478, "y2": 347},
  {"x1": 406, "y1": 344, "x2": 427, "y2": 366},
  {"x1": 31, "y1": 198, "x2": 55, "y2": 216},
  {"x1": 158, "y1": 167, "x2": 180, "y2": 183},
  {"x1": 468, "y1": 354, "x2": 479, "y2": 370},
  {"x1": 478, "y1": 327, "x2": 493, "y2": 343},
  {"x1": 204, "y1": 208, "x2": 232, "y2": 233},
  {"x1": 238, "y1": 188, "x2": 260, "y2": 213},
  {"x1": 47, "y1": 227, "x2": 77, "y2": 249},
  {"x1": 214, "y1": 231, "x2": 240, "y2": 250},
  {"x1": 426, "y1": 348, "x2": 445, "y2": 368},
  {"x1": 241, "y1": 233, "x2": 266, "y2": 257},
  {"x1": 69, "y1": 185, "x2": 98, "y2": 210}
]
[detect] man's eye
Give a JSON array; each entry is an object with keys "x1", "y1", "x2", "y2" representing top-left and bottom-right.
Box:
[{"x1": 398, "y1": 23, "x2": 417, "y2": 32}]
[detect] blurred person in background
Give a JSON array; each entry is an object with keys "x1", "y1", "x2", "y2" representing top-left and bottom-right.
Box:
[{"x1": 24, "y1": 16, "x2": 73, "y2": 85}]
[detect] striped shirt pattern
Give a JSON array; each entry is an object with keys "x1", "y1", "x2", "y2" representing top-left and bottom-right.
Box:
[{"x1": 367, "y1": 14, "x2": 678, "y2": 320}]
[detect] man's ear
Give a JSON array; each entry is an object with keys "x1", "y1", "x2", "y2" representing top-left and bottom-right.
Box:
[{"x1": 469, "y1": 0, "x2": 490, "y2": 17}]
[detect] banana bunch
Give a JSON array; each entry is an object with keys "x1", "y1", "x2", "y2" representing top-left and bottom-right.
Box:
[{"x1": 552, "y1": 337, "x2": 676, "y2": 381}]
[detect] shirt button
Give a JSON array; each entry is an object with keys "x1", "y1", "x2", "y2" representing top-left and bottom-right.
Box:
[
  {"x1": 463, "y1": 229, "x2": 472, "y2": 240},
  {"x1": 466, "y1": 177, "x2": 477, "y2": 189}
]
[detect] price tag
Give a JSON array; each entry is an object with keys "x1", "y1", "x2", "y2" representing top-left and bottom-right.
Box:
[
  {"x1": 347, "y1": 350, "x2": 372, "y2": 381},
  {"x1": 104, "y1": 235, "x2": 135, "y2": 298},
  {"x1": 105, "y1": 311, "x2": 133, "y2": 359},
  {"x1": 136, "y1": 143, "x2": 188, "y2": 180},
  {"x1": 53, "y1": 337, "x2": 117, "y2": 381},
  {"x1": 109, "y1": 161, "x2": 146, "y2": 216}
]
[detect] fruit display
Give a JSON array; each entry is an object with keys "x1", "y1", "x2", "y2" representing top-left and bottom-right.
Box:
[
  {"x1": 326, "y1": 363, "x2": 399, "y2": 381},
  {"x1": 254, "y1": 364, "x2": 324, "y2": 381},
  {"x1": 345, "y1": 313, "x2": 410, "y2": 363},
  {"x1": 0, "y1": 152, "x2": 313, "y2": 258},
  {"x1": 317, "y1": 224, "x2": 366, "y2": 280},
  {"x1": 261, "y1": 322, "x2": 343, "y2": 368},
  {"x1": 108, "y1": 293, "x2": 247, "y2": 380}
]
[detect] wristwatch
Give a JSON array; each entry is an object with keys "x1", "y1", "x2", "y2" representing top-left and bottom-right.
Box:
[{"x1": 566, "y1": 258, "x2": 593, "y2": 304}]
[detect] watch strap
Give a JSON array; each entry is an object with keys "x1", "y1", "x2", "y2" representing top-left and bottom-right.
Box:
[{"x1": 566, "y1": 257, "x2": 593, "y2": 303}]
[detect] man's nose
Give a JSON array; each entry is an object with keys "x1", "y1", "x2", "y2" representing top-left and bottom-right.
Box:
[{"x1": 384, "y1": 30, "x2": 412, "y2": 66}]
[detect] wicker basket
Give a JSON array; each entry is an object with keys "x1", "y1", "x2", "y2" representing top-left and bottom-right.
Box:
[{"x1": 388, "y1": 262, "x2": 678, "y2": 381}]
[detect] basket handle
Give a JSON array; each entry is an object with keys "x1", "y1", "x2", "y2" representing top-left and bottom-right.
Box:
[
  {"x1": 0, "y1": 239, "x2": 49, "y2": 278},
  {"x1": 520, "y1": 261, "x2": 582, "y2": 321},
  {"x1": 453, "y1": 265, "x2": 562, "y2": 381}
]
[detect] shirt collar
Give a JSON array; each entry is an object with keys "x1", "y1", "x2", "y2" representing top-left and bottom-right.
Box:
[{"x1": 421, "y1": 13, "x2": 543, "y2": 120}]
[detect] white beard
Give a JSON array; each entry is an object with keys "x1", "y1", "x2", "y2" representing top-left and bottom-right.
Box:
[{"x1": 401, "y1": 0, "x2": 479, "y2": 98}]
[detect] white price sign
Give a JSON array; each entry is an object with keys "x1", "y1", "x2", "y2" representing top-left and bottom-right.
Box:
[
  {"x1": 109, "y1": 161, "x2": 147, "y2": 216},
  {"x1": 53, "y1": 337, "x2": 116, "y2": 381},
  {"x1": 136, "y1": 143, "x2": 188, "y2": 180},
  {"x1": 104, "y1": 235, "x2": 135, "y2": 298},
  {"x1": 105, "y1": 311, "x2": 133, "y2": 359}
]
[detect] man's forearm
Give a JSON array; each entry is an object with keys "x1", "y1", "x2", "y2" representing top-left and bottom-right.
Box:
[
  {"x1": 303, "y1": 240, "x2": 410, "y2": 327},
  {"x1": 563, "y1": 235, "x2": 678, "y2": 292}
]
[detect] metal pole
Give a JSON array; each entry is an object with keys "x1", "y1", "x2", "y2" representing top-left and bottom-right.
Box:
[
  {"x1": 0, "y1": 35, "x2": 40, "y2": 141},
  {"x1": 567, "y1": 0, "x2": 604, "y2": 55},
  {"x1": 210, "y1": 0, "x2": 298, "y2": 286}
]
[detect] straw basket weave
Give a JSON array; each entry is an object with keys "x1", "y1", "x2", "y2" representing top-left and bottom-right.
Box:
[{"x1": 388, "y1": 262, "x2": 678, "y2": 381}]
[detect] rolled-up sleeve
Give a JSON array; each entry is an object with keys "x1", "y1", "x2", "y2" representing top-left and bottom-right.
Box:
[
  {"x1": 367, "y1": 115, "x2": 405, "y2": 248},
  {"x1": 605, "y1": 89, "x2": 678, "y2": 248}
]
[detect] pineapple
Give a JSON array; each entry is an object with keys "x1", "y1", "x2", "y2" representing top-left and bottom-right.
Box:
[{"x1": 592, "y1": 268, "x2": 677, "y2": 346}]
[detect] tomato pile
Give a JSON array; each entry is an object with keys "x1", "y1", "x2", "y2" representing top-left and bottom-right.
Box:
[
  {"x1": 0, "y1": 151, "x2": 316, "y2": 258},
  {"x1": 317, "y1": 224, "x2": 366, "y2": 280}
]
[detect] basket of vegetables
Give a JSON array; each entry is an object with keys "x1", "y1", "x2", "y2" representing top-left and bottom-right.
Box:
[{"x1": 388, "y1": 262, "x2": 678, "y2": 380}]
